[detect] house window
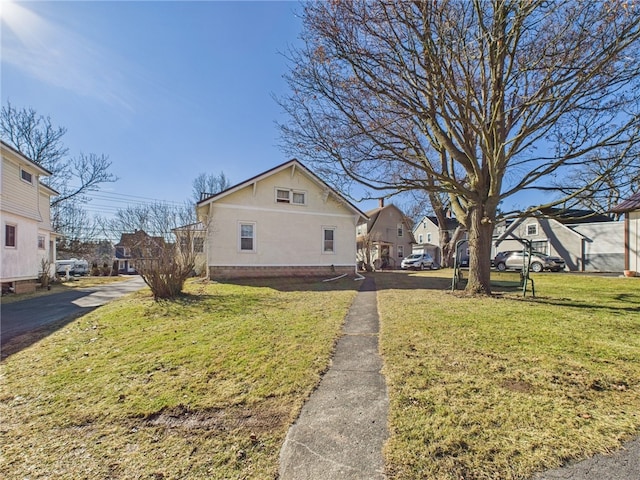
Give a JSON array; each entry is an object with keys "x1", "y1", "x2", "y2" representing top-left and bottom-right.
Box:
[
  {"x1": 276, "y1": 188, "x2": 306, "y2": 205},
  {"x1": 426, "y1": 233, "x2": 432, "y2": 243},
  {"x1": 323, "y1": 227, "x2": 335, "y2": 253},
  {"x1": 20, "y1": 169, "x2": 33, "y2": 185},
  {"x1": 397, "y1": 223, "x2": 404, "y2": 237},
  {"x1": 38, "y1": 235, "x2": 45, "y2": 249},
  {"x1": 239, "y1": 223, "x2": 255, "y2": 252},
  {"x1": 531, "y1": 240, "x2": 548, "y2": 255},
  {"x1": 5, "y1": 224, "x2": 16, "y2": 247},
  {"x1": 418, "y1": 234, "x2": 423, "y2": 244},
  {"x1": 292, "y1": 192, "x2": 305, "y2": 205},
  {"x1": 276, "y1": 189, "x2": 290, "y2": 203},
  {"x1": 398, "y1": 245, "x2": 404, "y2": 258},
  {"x1": 525, "y1": 223, "x2": 538, "y2": 236},
  {"x1": 193, "y1": 237, "x2": 204, "y2": 253}
]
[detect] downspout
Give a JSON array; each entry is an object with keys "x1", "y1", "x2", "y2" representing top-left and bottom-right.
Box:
[{"x1": 624, "y1": 214, "x2": 630, "y2": 271}]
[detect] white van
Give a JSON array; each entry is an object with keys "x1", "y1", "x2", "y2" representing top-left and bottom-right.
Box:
[{"x1": 55, "y1": 259, "x2": 89, "y2": 276}]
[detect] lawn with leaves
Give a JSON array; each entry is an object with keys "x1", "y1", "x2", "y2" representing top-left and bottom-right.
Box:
[
  {"x1": 378, "y1": 271, "x2": 640, "y2": 480},
  {"x1": 0, "y1": 277, "x2": 358, "y2": 479}
]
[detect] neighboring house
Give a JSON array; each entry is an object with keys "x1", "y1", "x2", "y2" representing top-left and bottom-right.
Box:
[
  {"x1": 1, "y1": 141, "x2": 58, "y2": 294},
  {"x1": 114, "y1": 230, "x2": 166, "y2": 274},
  {"x1": 494, "y1": 208, "x2": 623, "y2": 272},
  {"x1": 196, "y1": 159, "x2": 368, "y2": 279},
  {"x1": 612, "y1": 191, "x2": 640, "y2": 275},
  {"x1": 172, "y1": 222, "x2": 206, "y2": 275},
  {"x1": 412, "y1": 214, "x2": 467, "y2": 265},
  {"x1": 357, "y1": 200, "x2": 415, "y2": 270}
]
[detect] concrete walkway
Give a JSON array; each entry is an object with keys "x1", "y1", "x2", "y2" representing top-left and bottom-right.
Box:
[
  {"x1": 279, "y1": 276, "x2": 388, "y2": 479},
  {"x1": 279, "y1": 275, "x2": 639, "y2": 480}
]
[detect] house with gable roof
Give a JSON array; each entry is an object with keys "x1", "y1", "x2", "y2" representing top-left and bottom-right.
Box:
[
  {"x1": 196, "y1": 159, "x2": 367, "y2": 279},
  {"x1": 612, "y1": 191, "x2": 640, "y2": 275},
  {"x1": 356, "y1": 199, "x2": 415, "y2": 270},
  {"x1": 1, "y1": 140, "x2": 58, "y2": 294},
  {"x1": 114, "y1": 229, "x2": 166, "y2": 274},
  {"x1": 412, "y1": 214, "x2": 467, "y2": 266},
  {"x1": 494, "y1": 208, "x2": 624, "y2": 272}
]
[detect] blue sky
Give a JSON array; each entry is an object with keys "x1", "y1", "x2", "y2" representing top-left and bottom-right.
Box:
[{"x1": 1, "y1": 0, "x2": 321, "y2": 217}]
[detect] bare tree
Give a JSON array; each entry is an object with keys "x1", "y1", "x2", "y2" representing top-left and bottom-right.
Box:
[
  {"x1": 279, "y1": 0, "x2": 640, "y2": 294},
  {"x1": 1, "y1": 102, "x2": 117, "y2": 235},
  {"x1": 109, "y1": 203, "x2": 200, "y2": 300},
  {"x1": 555, "y1": 146, "x2": 640, "y2": 220},
  {"x1": 356, "y1": 232, "x2": 380, "y2": 272},
  {"x1": 192, "y1": 171, "x2": 231, "y2": 203},
  {"x1": 108, "y1": 202, "x2": 196, "y2": 242}
]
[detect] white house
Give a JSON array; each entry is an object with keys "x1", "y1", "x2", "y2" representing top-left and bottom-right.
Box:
[
  {"x1": 412, "y1": 215, "x2": 466, "y2": 265},
  {"x1": 1, "y1": 140, "x2": 58, "y2": 293},
  {"x1": 196, "y1": 159, "x2": 368, "y2": 279},
  {"x1": 612, "y1": 191, "x2": 640, "y2": 275}
]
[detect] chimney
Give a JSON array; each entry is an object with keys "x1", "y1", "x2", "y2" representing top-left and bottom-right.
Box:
[{"x1": 379, "y1": 198, "x2": 384, "y2": 208}]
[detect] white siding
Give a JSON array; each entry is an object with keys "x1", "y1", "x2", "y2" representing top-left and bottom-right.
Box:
[
  {"x1": 1, "y1": 147, "x2": 56, "y2": 282},
  {"x1": 629, "y1": 211, "x2": 639, "y2": 273}
]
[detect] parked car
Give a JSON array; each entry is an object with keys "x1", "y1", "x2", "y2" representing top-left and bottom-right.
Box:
[
  {"x1": 401, "y1": 253, "x2": 435, "y2": 270},
  {"x1": 494, "y1": 251, "x2": 565, "y2": 273},
  {"x1": 55, "y1": 258, "x2": 89, "y2": 276}
]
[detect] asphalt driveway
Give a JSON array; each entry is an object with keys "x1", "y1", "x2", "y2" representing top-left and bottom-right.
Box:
[{"x1": 1, "y1": 276, "x2": 147, "y2": 352}]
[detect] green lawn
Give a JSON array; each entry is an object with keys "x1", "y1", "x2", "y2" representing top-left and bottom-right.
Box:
[
  {"x1": 0, "y1": 277, "x2": 358, "y2": 479},
  {"x1": 1, "y1": 272, "x2": 638, "y2": 479},
  {"x1": 377, "y1": 271, "x2": 640, "y2": 479}
]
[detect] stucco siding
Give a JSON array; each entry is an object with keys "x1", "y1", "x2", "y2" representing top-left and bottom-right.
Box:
[{"x1": 203, "y1": 167, "x2": 358, "y2": 273}]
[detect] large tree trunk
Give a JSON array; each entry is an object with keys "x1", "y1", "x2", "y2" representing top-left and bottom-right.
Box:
[{"x1": 465, "y1": 206, "x2": 494, "y2": 295}]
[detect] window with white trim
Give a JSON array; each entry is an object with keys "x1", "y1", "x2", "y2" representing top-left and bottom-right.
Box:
[
  {"x1": 38, "y1": 235, "x2": 45, "y2": 249},
  {"x1": 418, "y1": 234, "x2": 423, "y2": 244},
  {"x1": 239, "y1": 223, "x2": 256, "y2": 252},
  {"x1": 398, "y1": 245, "x2": 404, "y2": 258},
  {"x1": 397, "y1": 223, "x2": 404, "y2": 237},
  {"x1": 426, "y1": 233, "x2": 432, "y2": 243},
  {"x1": 20, "y1": 169, "x2": 33, "y2": 185},
  {"x1": 525, "y1": 223, "x2": 538, "y2": 236},
  {"x1": 5, "y1": 224, "x2": 16, "y2": 247},
  {"x1": 323, "y1": 227, "x2": 335, "y2": 253},
  {"x1": 275, "y1": 188, "x2": 306, "y2": 205}
]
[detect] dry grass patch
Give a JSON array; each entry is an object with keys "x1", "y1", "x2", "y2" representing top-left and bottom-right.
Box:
[
  {"x1": 377, "y1": 271, "x2": 640, "y2": 480},
  {"x1": 0, "y1": 277, "x2": 358, "y2": 479}
]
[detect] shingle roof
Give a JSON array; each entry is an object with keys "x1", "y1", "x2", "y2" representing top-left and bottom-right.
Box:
[
  {"x1": 611, "y1": 191, "x2": 640, "y2": 213},
  {"x1": 538, "y1": 207, "x2": 612, "y2": 223}
]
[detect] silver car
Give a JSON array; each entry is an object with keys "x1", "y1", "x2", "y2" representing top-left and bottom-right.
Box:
[
  {"x1": 494, "y1": 251, "x2": 565, "y2": 273},
  {"x1": 401, "y1": 253, "x2": 435, "y2": 270}
]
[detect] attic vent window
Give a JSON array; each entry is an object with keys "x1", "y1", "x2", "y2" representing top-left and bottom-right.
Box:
[
  {"x1": 21, "y1": 169, "x2": 33, "y2": 184},
  {"x1": 276, "y1": 188, "x2": 306, "y2": 205}
]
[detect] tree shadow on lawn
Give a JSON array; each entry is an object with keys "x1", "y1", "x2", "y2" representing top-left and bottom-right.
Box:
[{"x1": 213, "y1": 270, "x2": 524, "y2": 294}]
